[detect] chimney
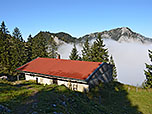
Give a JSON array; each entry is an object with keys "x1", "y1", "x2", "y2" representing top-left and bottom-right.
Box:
[{"x1": 57, "y1": 54, "x2": 60, "y2": 59}]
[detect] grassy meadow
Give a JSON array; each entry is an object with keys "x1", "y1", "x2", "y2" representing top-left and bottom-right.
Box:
[{"x1": 0, "y1": 80, "x2": 152, "y2": 114}]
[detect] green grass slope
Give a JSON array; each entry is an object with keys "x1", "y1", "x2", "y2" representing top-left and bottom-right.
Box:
[{"x1": 0, "y1": 80, "x2": 152, "y2": 114}]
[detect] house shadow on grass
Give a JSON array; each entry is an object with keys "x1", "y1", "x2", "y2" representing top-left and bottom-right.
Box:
[
  {"x1": 1, "y1": 83, "x2": 109, "y2": 114},
  {"x1": 19, "y1": 85, "x2": 109, "y2": 114},
  {"x1": 0, "y1": 81, "x2": 143, "y2": 114},
  {"x1": 88, "y1": 81, "x2": 143, "y2": 114}
]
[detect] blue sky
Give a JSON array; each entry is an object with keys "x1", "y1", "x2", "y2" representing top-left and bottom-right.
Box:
[{"x1": 0, "y1": 0, "x2": 151, "y2": 41}]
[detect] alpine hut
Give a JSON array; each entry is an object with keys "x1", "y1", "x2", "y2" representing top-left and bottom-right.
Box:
[{"x1": 16, "y1": 57, "x2": 113, "y2": 92}]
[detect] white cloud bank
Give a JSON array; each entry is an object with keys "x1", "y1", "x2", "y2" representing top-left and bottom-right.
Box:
[
  {"x1": 58, "y1": 39, "x2": 152, "y2": 86},
  {"x1": 104, "y1": 39, "x2": 152, "y2": 86}
]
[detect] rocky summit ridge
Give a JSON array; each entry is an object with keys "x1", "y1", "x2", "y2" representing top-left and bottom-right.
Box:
[
  {"x1": 34, "y1": 27, "x2": 152, "y2": 44},
  {"x1": 79, "y1": 27, "x2": 152, "y2": 43}
]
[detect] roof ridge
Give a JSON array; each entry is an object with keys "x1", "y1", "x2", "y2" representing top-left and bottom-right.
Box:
[{"x1": 38, "y1": 57, "x2": 102, "y2": 64}]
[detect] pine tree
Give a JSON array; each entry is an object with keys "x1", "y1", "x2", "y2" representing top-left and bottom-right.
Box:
[
  {"x1": 82, "y1": 38, "x2": 91, "y2": 61},
  {"x1": 6, "y1": 37, "x2": 17, "y2": 75},
  {"x1": 0, "y1": 22, "x2": 27, "y2": 78},
  {"x1": 0, "y1": 21, "x2": 9, "y2": 34},
  {"x1": 31, "y1": 33, "x2": 48, "y2": 59},
  {"x1": 90, "y1": 34, "x2": 109, "y2": 62},
  {"x1": 12, "y1": 27, "x2": 23, "y2": 42},
  {"x1": 144, "y1": 50, "x2": 152, "y2": 88},
  {"x1": 3, "y1": 27, "x2": 26, "y2": 77},
  {"x1": 0, "y1": 35, "x2": 19, "y2": 75},
  {"x1": 26, "y1": 35, "x2": 33, "y2": 62},
  {"x1": 69, "y1": 44, "x2": 79, "y2": 60},
  {"x1": 47, "y1": 37, "x2": 58, "y2": 58},
  {"x1": 109, "y1": 55, "x2": 117, "y2": 81},
  {"x1": 13, "y1": 27, "x2": 26, "y2": 64},
  {"x1": 0, "y1": 21, "x2": 11, "y2": 74},
  {"x1": 0, "y1": 38, "x2": 10, "y2": 74},
  {"x1": 0, "y1": 32, "x2": 3, "y2": 73}
]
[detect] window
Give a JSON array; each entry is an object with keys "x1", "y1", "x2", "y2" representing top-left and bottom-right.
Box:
[
  {"x1": 73, "y1": 84, "x2": 78, "y2": 91},
  {"x1": 53, "y1": 79, "x2": 58, "y2": 84}
]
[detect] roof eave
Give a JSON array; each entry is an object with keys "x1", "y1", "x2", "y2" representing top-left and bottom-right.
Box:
[
  {"x1": 15, "y1": 57, "x2": 40, "y2": 71},
  {"x1": 17, "y1": 70, "x2": 87, "y2": 83}
]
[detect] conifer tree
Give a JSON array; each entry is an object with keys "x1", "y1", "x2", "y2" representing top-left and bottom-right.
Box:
[
  {"x1": 26, "y1": 35, "x2": 33, "y2": 62},
  {"x1": 69, "y1": 44, "x2": 79, "y2": 60},
  {"x1": 3, "y1": 27, "x2": 26, "y2": 77},
  {"x1": 90, "y1": 34, "x2": 109, "y2": 62},
  {"x1": 109, "y1": 55, "x2": 117, "y2": 81},
  {"x1": 0, "y1": 32, "x2": 3, "y2": 73},
  {"x1": 0, "y1": 22, "x2": 27, "y2": 78},
  {"x1": 82, "y1": 38, "x2": 91, "y2": 61},
  {"x1": 0, "y1": 35, "x2": 20, "y2": 76},
  {"x1": 0, "y1": 21, "x2": 11, "y2": 74},
  {"x1": 0, "y1": 21, "x2": 9, "y2": 64},
  {"x1": 12, "y1": 27, "x2": 23, "y2": 42},
  {"x1": 47, "y1": 37, "x2": 58, "y2": 58},
  {"x1": 13, "y1": 27, "x2": 26, "y2": 65},
  {"x1": 0, "y1": 38, "x2": 10, "y2": 74},
  {"x1": 144, "y1": 50, "x2": 152, "y2": 88},
  {"x1": 5, "y1": 37, "x2": 17, "y2": 75},
  {"x1": 0, "y1": 21, "x2": 9, "y2": 34},
  {"x1": 31, "y1": 33, "x2": 48, "y2": 59}
]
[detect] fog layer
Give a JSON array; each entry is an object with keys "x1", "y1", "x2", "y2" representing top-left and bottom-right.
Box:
[
  {"x1": 104, "y1": 39, "x2": 152, "y2": 86},
  {"x1": 58, "y1": 39, "x2": 152, "y2": 86}
]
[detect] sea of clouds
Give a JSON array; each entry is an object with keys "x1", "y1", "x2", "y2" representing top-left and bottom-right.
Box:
[{"x1": 58, "y1": 39, "x2": 152, "y2": 86}]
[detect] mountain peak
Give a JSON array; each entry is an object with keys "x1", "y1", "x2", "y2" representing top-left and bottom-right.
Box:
[
  {"x1": 80, "y1": 27, "x2": 152, "y2": 43},
  {"x1": 121, "y1": 27, "x2": 132, "y2": 33}
]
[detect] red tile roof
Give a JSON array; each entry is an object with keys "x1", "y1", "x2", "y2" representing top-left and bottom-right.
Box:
[{"x1": 16, "y1": 57, "x2": 102, "y2": 80}]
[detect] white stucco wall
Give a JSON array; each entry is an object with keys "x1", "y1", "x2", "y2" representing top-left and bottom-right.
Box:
[
  {"x1": 38, "y1": 77, "x2": 53, "y2": 85},
  {"x1": 25, "y1": 74, "x2": 37, "y2": 80},
  {"x1": 25, "y1": 73, "x2": 89, "y2": 92},
  {"x1": 58, "y1": 80, "x2": 89, "y2": 92}
]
